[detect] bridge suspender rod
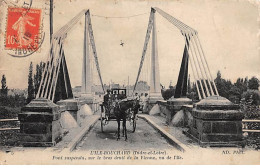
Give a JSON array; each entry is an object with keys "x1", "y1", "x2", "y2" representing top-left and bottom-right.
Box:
[
  {"x1": 170, "y1": 14, "x2": 217, "y2": 96},
  {"x1": 151, "y1": 8, "x2": 206, "y2": 98},
  {"x1": 188, "y1": 34, "x2": 210, "y2": 97},
  {"x1": 36, "y1": 9, "x2": 89, "y2": 99},
  {"x1": 153, "y1": 8, "x2": 204, "y2": 98},
  {"x1": 53, "y1": 10, "x2": 88, "y2": 39},
  {"x1": 186, "y1": 33, "x2": 216, "y2": 96},
  {"x1": 46, "y1": 41, "x2": 59, "y2": 99},
  {"x1": 179, "y1": 21, "x2": 214, "y2": 96},
  {"x1": 182, "y1": 34, "x2": 202, "y2": 99},
  {"x1": 41, "y1": 45, "x2": 56, "y2": 98},
  {"x1": 48, "y1": 10, "x2": 88, "y2": 99},
  {"x1": 39, "y1": 38, "x2": 63, "y2": 99},
  {"x1": 189, "y1": 53, "x2": 202, "y2": 100},
  {"x1": 159, "y1": 13, "x2": 209, "y2": 98},
  {"x1": 187, "y1": 35, "x2": 215, "y2": 96},
  {"x1": 154, "y1": 7, "x2": 219, "y2": 98},
  {"x1": 44, "y1": 39, "x2": 61, "y2": 98},
  {"x1": 195, "y1": 35, "x2": 219, "y2": 95},
  {"x1": 51, "y1": 45, "x2": 65, "y2": 101},
  {"x1": 49, "y1": 43, "x2": 63, "y2": 100},
  {"x1": 61, "y1": 53, "x2": 69, "y2": 98},
  {"x1": 39, "y1": 39, "x2": 58, "y2": 98},
  {"x1": 192, "y1": 34, "x2": 214, "y2": 95},
  {"x1": 184, "y1": 33, "x2": 205, "y2": 99},
  {"x1": 184, "y1": 38, "x2": 202, "y2": 100},
  {"x1": 36, "y1": 39, "x2": 54, "y2": 98},
  {"x1": 182, "y1": 36, "x2": 202, "y2": 100},
  {"x1": 86, "y1": 11, "x2": 105, "y2": 93},
  {"x1": 43, "y1": 39, "x2": 57, "y2": 98},
  {"x1": 154, "y1": 7, "x2": 196, "y2": 33},
  {"x1": 133, "y1": 8, "x2": 155, "y2": 94}
]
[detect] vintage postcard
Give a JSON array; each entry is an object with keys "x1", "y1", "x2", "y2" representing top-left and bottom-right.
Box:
[{"x1": 0, "y1": 0, "x2": 259, "y2": 165}]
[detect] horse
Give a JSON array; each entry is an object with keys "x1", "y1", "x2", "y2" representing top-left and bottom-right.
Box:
[{"x1": 113, "y1": 98, "x2": 140, "y2": 141}]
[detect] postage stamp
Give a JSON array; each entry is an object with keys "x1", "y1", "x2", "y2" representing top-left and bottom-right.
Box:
[{"x1": 5, "y1": 7, "x2": 41, "y2": 53}]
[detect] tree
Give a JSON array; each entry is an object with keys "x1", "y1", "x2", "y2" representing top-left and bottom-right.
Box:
[
  {"x1": 228, "y1": 77, "x2": 249, "y2": 104},
  {"x1": 248, "y1": 76, "x2": 259, "y2": 90},
  {"x1": 242, "y1": 90, "x2": 260, "y2": 106},
  {"x1": 27, "y1": 62, "x2": 35, "y2": 103},
  {"x1": 214, "y1": 71, "x2": 232, "y2": 99},
  {"x1": 187, "y1": 74, "x2": 191, "y2": 94},
  {"x1": 234, "y1": 77, "x2": 247, "y2": 93},
  {"x1": 136, "y1": 80, "x2": 149, "y2": 91},
  {"x1": 1, "y1": 74, "x2": 8, "y2": 96},
  {"x1": 188, "y1": 82, "x2": 199, "y2": 101},
  {"x1": 34, "y1": 61, "x2": 45, "y2": 95},
  {"x1": 161, "y1": 85, "x2": 175, "y2": 100},
  {"x1": 228, "y1": 86, "x2": 241, "y2": 104}
]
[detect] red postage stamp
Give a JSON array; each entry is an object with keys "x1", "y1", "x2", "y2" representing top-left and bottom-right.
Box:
[{"x1": 5, "y1": 7, "x2": 41, "y2": 51}]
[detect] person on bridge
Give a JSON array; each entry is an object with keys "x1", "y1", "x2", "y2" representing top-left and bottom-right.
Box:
[
  {"x1": 103, "y1": 89, "x2": 112, "y2": 116},
  {"x1": 142, "y1": 93, "x2": 149, "y2": 113},
  {"x1": 134, "y1": 92, "x2": 140, "y2": 101},
  {"x1": 140, "y1": 93, "x2": 145, "y2": 111},
  {"x1": 132, "y1": 93, "x2": 141, "y2": 115}
]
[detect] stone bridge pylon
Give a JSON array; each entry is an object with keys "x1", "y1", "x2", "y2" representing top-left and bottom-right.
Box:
[
  {"x1": 134, "y1": 7, "x2": 219, "y2": 105},
  {"x1": 133, "y1": 8, "x2": 244, "y2": 147},
  {"x1": 18, "y1": 9, "x2": 104, "y2": 147}
]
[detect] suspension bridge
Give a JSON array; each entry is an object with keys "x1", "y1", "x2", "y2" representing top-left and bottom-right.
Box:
[
  {"x1": 35, "y1": 7, "x2": 219, "y2": 104},
  {"x1": 16, "y1": 8, "x2": 244, "y2": 148}
]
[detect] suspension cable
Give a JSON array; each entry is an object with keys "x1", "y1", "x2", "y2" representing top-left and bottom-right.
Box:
[
  {"x1": 44, "y1": 38, "x2": 61, "y2": 98},
  {"x1": 87, "y1": 11, "x2": 105, "y2": 93},
  {"x1": 36, "y1": 39, "x2": 54, "y2": 98},
  {"x1": 188, "y1": 34, "x2": 210, "y2": 97},
  {"x1": 92, "y1": 12, "x2": 149, "y2": 19},
  {"x1": 184, "y1": 33, "x2": 205, "y2": 98},
  {"x1": 133, "y1": 9, "x2": 155, "y2": 94},
  {"x1": 51, "y1": 44, "x2": 65, "y2": 101},
  {"x1": 196, "y1": 35, "x2": 219, "y2": 95},
  {"x1": 37, "y1": 10, "x2": 88, "y2": 99},
  {"x1": 181, "y1": 32, "x2": 202, "y2": 99},
  {"x1": 192, "y1": 34, "x2": 214, "y2": 95}
]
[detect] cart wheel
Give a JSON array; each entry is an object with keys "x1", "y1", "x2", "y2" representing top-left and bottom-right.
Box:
[
  {"x1": 132, "y1": 118, "x2": 136, "y2": 133},
  {"x1": 101, "y1": 120, "x2": 104, "y2": 132},
  {"x1": 101, "y1": 113, "x2": 104, "y2": 133}
]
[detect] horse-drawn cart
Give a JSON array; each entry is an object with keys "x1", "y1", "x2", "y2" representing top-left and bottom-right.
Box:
[{"x1": 100, "y1": 88, "x2": 137, "y2": 135}]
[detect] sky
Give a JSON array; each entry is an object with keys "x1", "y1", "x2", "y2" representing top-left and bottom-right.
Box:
[{"x1": 0, "y1": 0, "x2": 259, "y2": 89}]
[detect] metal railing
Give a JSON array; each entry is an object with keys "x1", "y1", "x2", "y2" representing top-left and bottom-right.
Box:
[
  {"x1": 92, "y1": 102, "x2": 101, "y2": 113},
  {"x1": 242, "y1": 119, "x2": 260, "y2": 133},
  {"x1": 0, "y1": 118, "x2": 20, "y2": 131}
]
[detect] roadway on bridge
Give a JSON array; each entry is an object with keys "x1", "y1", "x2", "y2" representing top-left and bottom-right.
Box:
[{"x1": 74, "y1": 118, "x2": 179, "y2": 151}]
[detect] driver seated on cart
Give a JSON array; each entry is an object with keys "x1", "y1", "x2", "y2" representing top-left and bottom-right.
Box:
[{"x1": 103, "y1": 89, "x2": 113, "y2": 115}]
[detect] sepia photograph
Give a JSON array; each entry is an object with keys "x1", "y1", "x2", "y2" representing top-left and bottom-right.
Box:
[{"x1": 0, "y1": 0, "x2": 259, "y2": 165}]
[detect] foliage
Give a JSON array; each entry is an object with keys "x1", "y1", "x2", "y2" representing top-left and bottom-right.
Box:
[
  {"x1": 186, "y1": 71, "x2": 259, "y2": 105},
  {"x1": 0, "y1": 94, "x2": 26, "y2": 107},
  {"x1": 27, "y1": 62, "x2": 35, "y2": 103},
  {"x1": 0, "y1": 106, "x2": 21, "y2": 118},
  {"x1": 135, "y1": 80, "x2": 149, "y2": 91},
  {"x1": 240, "y1": 96, "x2": 260, "y2": 149},
  {"x1": 214, "y1": 71, "x2": 233, "y2": 99},
  {"x1": 228, "y1": 77, "x2": 249, "y2": 104},
  {"x1": 228, "y1": 86, "x2": 241, "y2": 104},
  {"x1": 241, "y1": 90, "x2": 260, "y2": 106},
  {"x1": 187, "y1": 75, "x2": 191, "y2": 94},
  {"x1": 187, "y1": 82, "x2": 199, "y2": 101},
  {"x1": 234, "y1": 77, "x2": 248, "y2": 93},
  {"x1": 1, "y1": 74, "x2": 8, "y2": 96},
  {"x1": 248, "y1": 76, "x2": 259, "y2": 90},
  {"x1": 34, "y1": 61, "x2": 45, "y2": 95},
  {"x1": 161, "y1": 86, "x2": 175, "y2": 100}
]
